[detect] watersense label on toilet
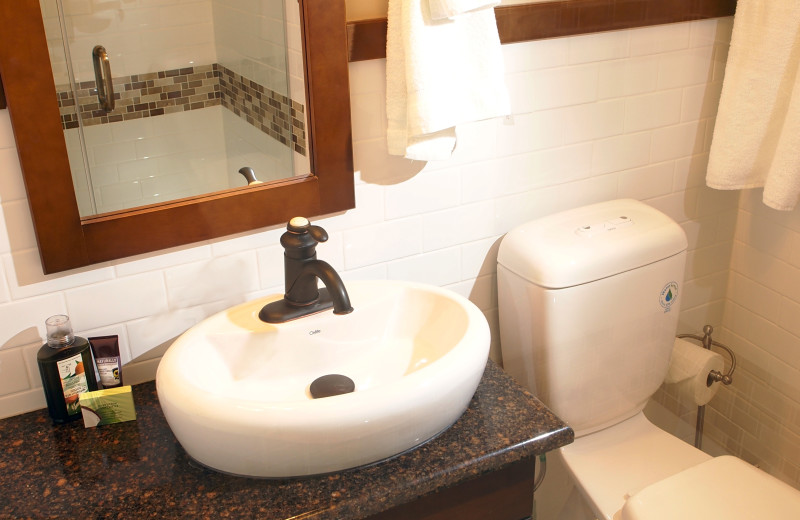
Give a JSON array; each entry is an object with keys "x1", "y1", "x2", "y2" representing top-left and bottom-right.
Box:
[{"x1": 659, "y1": 282, "x2": 678, "y2": 312}]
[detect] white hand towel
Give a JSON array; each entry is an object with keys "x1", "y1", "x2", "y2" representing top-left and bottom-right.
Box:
[
  {"x1": 428, "y1": 0, "x2": 499, "y2": 20},
  {"x1": 706, "y1": 0, "x2": 800, "y2": 211},
  {"x1": 386, "y1": 0, "x2": 510, "y2": 161}
]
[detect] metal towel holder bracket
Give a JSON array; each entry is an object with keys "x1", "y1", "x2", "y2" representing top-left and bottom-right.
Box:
[
  {"x1": 677, "y1": 324, "x2": 736, "y2": 386},
  {"x1": 676, "y1": 324, "x2": 736, "y2": 449}
]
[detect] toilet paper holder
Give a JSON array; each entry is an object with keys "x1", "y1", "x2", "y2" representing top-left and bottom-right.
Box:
[{"x1": 677, "y1": 325, "x2": 736, "y2": 386}]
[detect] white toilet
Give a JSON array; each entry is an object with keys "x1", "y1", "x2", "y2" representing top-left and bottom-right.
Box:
[{"x1": 497, "y1": 199, "x2": 800, "y2": 519}]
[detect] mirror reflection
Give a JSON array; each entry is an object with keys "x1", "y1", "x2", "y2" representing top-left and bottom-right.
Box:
[{"x1": 39, "y1": 0, "x2": 309, "y2": 217}]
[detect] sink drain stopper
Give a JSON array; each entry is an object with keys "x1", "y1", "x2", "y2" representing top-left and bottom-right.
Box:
[{"x1": 309, "y1": 374, "x2": 355, "y2": 399}]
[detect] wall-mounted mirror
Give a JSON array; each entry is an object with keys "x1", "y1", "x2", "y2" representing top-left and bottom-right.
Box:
[
  {"x1": 40, "y1": 0, "x2": 310, "y2": 217},
  {"x1": 0, "y1": 0, "x2": 354, "y2": 274}
]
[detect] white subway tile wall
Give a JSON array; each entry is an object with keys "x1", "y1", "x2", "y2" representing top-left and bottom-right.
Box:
[
  {"x1": 3, "y1": 16, "x2": 797, "y2": 488},
  {"x1": 704, "y1": 191, "x2": 800, "y2": 487},
  {"x1": 72, "y1": 107, "x2": 230, "y2": 214},
  {"x1": 213, "y1": 0, "x2": 289, "y2": 98},
  {"x1": 65, "y1": 104, "x2": 298, "y2": 215},
  {"x1": 40, "y1": 0, "x2": 217, "y2": 86}
]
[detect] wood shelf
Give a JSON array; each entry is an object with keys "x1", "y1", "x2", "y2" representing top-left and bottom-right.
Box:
[{"x1": 347, "y1": 0, "x2": 737, "y2": 62}]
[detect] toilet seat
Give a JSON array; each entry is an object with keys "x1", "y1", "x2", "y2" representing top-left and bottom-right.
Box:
[
  {"x1": 621, "y1": 455, "x2": 800, "y2": 519},
  {"x1": 559, "y1": 412, "x2": 711, "y2": 520}
]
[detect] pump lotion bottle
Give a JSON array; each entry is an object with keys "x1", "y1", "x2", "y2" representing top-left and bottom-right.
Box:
[{"x1": 36, "y1": 315, "x2": 99, "y2": 423}]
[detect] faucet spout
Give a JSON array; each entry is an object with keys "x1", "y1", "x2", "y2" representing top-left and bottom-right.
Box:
[
  {"x1": 238, "y1": 166, "x2": 262, "y2": 185},
  {"x1": 259, "y1": 217, "x2": 353, "y2": 323},
  {"x1": 286, "y1": 259, "x2": 352, "y2": 315}
]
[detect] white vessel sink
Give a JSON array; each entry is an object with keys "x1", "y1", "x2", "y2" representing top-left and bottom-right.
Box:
[{"x1": 156, "y1": 280, "x2": 490, "y2": 478}]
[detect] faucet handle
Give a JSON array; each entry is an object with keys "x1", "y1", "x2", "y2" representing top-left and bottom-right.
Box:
[
  {"x1": 287, "y1": 217, "x2": 328, "y2": 243},
  {"x1": 288, "y1": 216, "x2": 310, "y2": 230}
]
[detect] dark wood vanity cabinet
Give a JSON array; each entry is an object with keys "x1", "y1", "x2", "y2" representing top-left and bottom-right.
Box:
[{"x1": 367, "y1": 458, "x2": 536, "y2": 520}]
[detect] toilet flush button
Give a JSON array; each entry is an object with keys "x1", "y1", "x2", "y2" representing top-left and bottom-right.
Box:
[
  {"x1": 575, "y1": 223, "x2": 605, "y2": 237},
  {"x1": 577, "y1": 217, "x2": 634, "y2": 236},
  {"x1": 604, "y1": 217, "x2": 634, "y2": 231},
  {"x1": 608, "y1": 216, "x2": 633, "y2": 227}
]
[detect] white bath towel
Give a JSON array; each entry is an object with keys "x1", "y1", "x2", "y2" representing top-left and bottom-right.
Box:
[
  {"x1": 706, "y1": 0, "x2": 800, "y2": 211},
  {"x1": 386, "y1": 0, "x2": 510, "y2": 161}
]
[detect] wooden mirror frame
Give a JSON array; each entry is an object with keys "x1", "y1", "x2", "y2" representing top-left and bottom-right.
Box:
[{"x1": 0, "y1": 0, "x2": 354, "y2": 274}]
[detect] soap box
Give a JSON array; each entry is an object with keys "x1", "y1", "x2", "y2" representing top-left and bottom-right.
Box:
[{"x1": 79, "y1": 386, "x2": 137, "y2": 427}]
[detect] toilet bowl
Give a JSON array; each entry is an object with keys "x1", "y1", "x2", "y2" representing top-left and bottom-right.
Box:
[
  {"x1": 498, "y1": 199, "x2": 800, "y2": 519},
  {"x1": 560, "y1": 412, "x2": 711, "y2": 518},
  {"x1": 622, "y1": 455, "x2": 800, "y2": 519}
]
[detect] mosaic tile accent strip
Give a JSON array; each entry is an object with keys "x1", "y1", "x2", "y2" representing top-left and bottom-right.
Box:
[
  {"x1": 55, "y1": 63, "x2": 306, "y2": 156},
  {"x1": 56, "y1": 64, "x2": 220, "y2": 128},
  {"x1": 216, "y1": 64, "x2": 306, "y2": 156}
]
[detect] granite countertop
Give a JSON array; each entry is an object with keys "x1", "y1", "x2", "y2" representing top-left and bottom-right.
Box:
[{"x1": 0, "y1": 361, "x2": 573, "y2": 519}]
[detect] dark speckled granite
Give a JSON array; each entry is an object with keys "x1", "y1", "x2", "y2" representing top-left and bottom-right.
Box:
[{"x1": 0, "y1": 361, "x2": 572, "y2": 519}]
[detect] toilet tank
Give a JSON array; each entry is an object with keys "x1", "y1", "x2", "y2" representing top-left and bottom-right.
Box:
[{"x1": 498, "y1": 199, "x2": 688, "y2": 436}]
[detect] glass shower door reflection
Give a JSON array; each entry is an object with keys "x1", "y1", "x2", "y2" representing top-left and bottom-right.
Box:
[{"x1": 40, "y1": 0, "x2": 301, "y2": 217}]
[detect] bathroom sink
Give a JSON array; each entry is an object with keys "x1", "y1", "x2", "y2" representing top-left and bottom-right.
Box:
[{"x1": 156, "y1": 280, "x2": 490, "y2": 478}]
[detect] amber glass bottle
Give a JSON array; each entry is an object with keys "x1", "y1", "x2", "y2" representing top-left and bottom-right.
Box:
[{"x1": 36, "y1": 315, "x2": 99, "y2": 423}]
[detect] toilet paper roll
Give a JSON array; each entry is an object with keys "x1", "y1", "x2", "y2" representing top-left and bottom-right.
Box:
[{"x1": 664, "y1": 338, "x2": 724, "y2": 406}]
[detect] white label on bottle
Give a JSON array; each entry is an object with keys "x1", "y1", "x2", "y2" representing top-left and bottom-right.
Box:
[
  {"x1": 57, "y1": 353, "x2": 90, "y2": 415},
  {"x1": 96, "y1": 356, "x2": 121, "y2": 386}
]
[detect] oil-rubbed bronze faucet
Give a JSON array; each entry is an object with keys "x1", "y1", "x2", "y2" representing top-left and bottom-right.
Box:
[{"x1": 259, "y1": 217, "x2": 353, "y2": 323}]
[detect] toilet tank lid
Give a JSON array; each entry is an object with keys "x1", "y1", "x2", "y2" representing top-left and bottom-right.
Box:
[
  {"x1": 497, "y1": 199, "x2": 687, "y2": 288},
  {"x1": 621, "y1": 456, "x2": 800, "y2": 520}
]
